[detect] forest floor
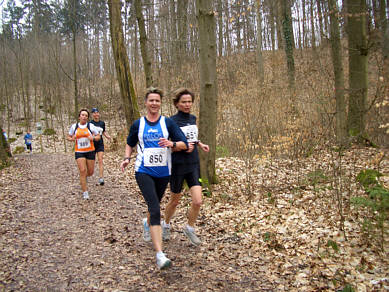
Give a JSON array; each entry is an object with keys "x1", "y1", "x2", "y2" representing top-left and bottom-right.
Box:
[{"x1": 0, "y1": 143, "x2": 388, "y2": 291}]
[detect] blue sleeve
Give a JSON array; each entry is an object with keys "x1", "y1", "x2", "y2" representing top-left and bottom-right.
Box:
[
  {"x1": 127, "y1": 119, "x2": 140, "y2": 147},
  {"x1": 166, "y1": 118, "x2": 188, "y2": 147},
  {"x1": 102, "y1": 121, "x2": 106, "y2": 133}
]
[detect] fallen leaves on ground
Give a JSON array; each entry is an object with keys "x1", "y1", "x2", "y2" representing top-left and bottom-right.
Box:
[{"x1": 0, "y1": 146, "x2": 388, "y2": 291}]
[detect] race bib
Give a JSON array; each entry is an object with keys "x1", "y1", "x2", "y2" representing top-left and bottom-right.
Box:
[
  {"x1": 26, "y1": 139, "x2": 32, "y2": 144},
  {"x1": 181, "y1": 125, "x2": 198, "y2": 142},
  {"x1": 144, "y1": 148, "x2": 168, "y2": 167},
  {"x1": 77, "y1": 137, "x2": 91, "y2": 149}
]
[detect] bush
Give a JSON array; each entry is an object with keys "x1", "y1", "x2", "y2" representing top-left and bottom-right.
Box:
[
  {"x1": 13, "y1": 146, "x2": 25, "y2": 154},
  {"x1": 8, "y1": 137, "x2": 17, "y2": 144},
  {"x1": 43, "y1": 128, "x2": 56, "y2": 135},
  {"x1": 352, "y1": 169, "x2": 389, "y2": 250}
]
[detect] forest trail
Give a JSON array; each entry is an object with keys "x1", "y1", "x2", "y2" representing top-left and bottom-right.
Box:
[{"x1": 0, "y1": 153, "x2": 272, "y2": 291}]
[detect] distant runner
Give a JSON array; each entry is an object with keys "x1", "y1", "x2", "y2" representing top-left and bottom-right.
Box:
[
  {"x1": 24, "y1": 130, "x2": 33, "y2": 153},
  {"x1": 162, "y1": 88, "x2": 209, "y2": 246},
  {"x1": 68, "y1": 109, "x2": 100, "y2": 200},
  {"x1": 120, "y1": 88, "x2": 188, "y2": 269},
  {"x1": 90, "y1": 107, "x2": 111, "y2": 186}
]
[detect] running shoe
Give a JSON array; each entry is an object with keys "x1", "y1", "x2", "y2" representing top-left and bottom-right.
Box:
[
  {"x1": 83, "y1": 191, "x2": 89, "y2": 200},
  {"x1": 156, "y1": 253, "x2": 172, "y2": 269},
  {"x1": 183, "y1": 226, "x2": 201, "y2": 246},
  {"x1": 162, "y1": 221, "x2": 171, "y2": 241},
  {"x1": 98, "y1": 178, "x2": 105, "y2": 186},
  {"x1": 142, "y1": 218, "x2": 151, "y2": 242}
]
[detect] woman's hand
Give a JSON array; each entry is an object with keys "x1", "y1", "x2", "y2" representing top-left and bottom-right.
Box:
[
  {"x1": 199, "y1": 142, "x2": 210, "y2": 153},
  {"x1": 120, "y1": 159, "x2": 130, "y2": 172},
  {"x1": 186, "y1": 142, "x2": 195, "y2": 153},
  {"x1": 158, "y1": 138, "x2": 173, "y2": 148}
]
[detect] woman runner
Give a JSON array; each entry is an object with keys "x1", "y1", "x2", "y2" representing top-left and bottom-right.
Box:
[
  {"x1": 120, "y1": 88, "x2": 188, "y2": 269},
  {"x1": 162, "y1": 88, "x2": 209, "y2": 246},
  {"x1": 68, "y1": 109, "x2": 101, "y2": 199}
]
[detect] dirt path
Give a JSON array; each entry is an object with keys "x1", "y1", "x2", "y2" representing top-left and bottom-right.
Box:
[{"x1": 0, "y1": 153, "x2": 272, "y2": 291}]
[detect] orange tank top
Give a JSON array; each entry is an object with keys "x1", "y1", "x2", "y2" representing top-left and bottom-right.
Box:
[{"x1": 74, "y1": 126, "x2": 95, "y2": 152}]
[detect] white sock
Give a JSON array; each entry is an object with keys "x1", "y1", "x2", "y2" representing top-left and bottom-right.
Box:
[
  {"x1": 186, "y1": 225, "x2": 195, "y2": 232},
  {"x1": 162, "y1": 220, "x2": 170, "y2": 228},
  {"x1": 156, "y1": 251, "x2": 165, "y2": 259}
]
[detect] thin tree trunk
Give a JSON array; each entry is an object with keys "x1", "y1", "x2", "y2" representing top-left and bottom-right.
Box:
[
  {"x1": 135, "y1": 0, "x2": 153, "y2": 88},
  {"x1": 217, "y1": 0, "x2": 223, "y2": 56},
  {"x1": 108, "y1": 0, "x2": 140, "y2": 125},
  {"x1": 281, "y1": 0, "x2": 295, "y2": 88},
  {"x1": 346, "y1": 0, "x2": 368, "y2": 139},
  {"x1": 197, "y1": 0, "x2": 218, "y2": 184},
  {"x1": 310, "y1": 0, "x2": 317, "y2": 49},
  {"x1": 329, "y1": 0, "x2": 347, "y2": 144},
  {"x1": 255, "y1": 0, "x2": 265, "y2": 84}
]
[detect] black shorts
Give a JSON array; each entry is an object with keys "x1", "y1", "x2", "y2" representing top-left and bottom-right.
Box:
[
  {"x1": 170, "y1": 166, "x2": 201, "y2": 193},
  {"x1": 75, "y1": 151, "x2": 96, "y2": 160},
  {"x1": 94, "y1": 142, "x2": 104, "y2": 153},
  {"x1": 26, "y1": 144, "x2": 32, "y2": 151}
]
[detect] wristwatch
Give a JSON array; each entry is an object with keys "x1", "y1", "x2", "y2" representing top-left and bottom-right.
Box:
[
  {"x1": 172, "y1": 142, "x2": 177, "y2": 148},
  {"x1": 123, "y1": 157, "x2": 131, "y2": 162}
]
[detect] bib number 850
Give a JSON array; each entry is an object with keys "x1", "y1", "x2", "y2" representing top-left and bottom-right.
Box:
[{"x1": 144, "y1": 148, "x2": 168, "y2": 167}]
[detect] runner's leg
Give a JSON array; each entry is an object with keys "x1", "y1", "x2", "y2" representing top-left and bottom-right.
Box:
[
  {"x1": 76, "y1": 158, "x2": 88, "y2": 192},
  {"x1": 188, "y1": 185, "x2": 202, "y2": 227},
  {"x1": 97, "y1": 151, "x2": 104, "y2": 178}
]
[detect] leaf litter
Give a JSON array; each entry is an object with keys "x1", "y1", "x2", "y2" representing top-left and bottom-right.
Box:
[{"x1": 0, "y1": 146, "x2": 388, "y2": 291}]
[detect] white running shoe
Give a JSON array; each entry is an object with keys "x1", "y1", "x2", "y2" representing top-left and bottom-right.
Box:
[
  {"x1": 183, "y1": 226, "x2": 201, "y2": 246},
  {"x1": 162, "y1": 221, "x2": 171, "y2": 241},
  {"x1": 156, "y1": 253, "x2": 172, "y2": 269},
  {"x1": 142, "y1": 218, "x2": 151, "y2": 242},
  {"x1": 98, "y1": 178, "x2": 104, "y2": 185},
  {"x1": 82, "y1": 191, "x2": 89, "y2": 200}
]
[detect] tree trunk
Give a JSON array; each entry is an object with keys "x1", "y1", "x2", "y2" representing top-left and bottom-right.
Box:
[
  {"x1": 255, "y1": 0, "x2": 265, "y2": 84},
  {"x1": 329, "y1": 0, "x2": 347, "y2": 145},
  {"x1": 380, "y1": 0, "x2": 388, "y2": 59},
  {"x1": 0, "y1": 125, "x2": 11, "y2": 168},
  {"x1": 281, "y1": 0, "x2": 295, "y2": 88},
  {"x1": 135, "y1": 0, "x2": 153, "y2": 88},
  {"x1": 310, "y1": 0, "x2": 317, "y2": 49},
  {"x1": 108, "y1": 0, "x2": 140, "y2": 125},
  {"x1": 71, "y1": 1, "x2": 79, "y2": 119},
  {"x1": 177, "y1": 0, "x2": 189, "y2": 63},
  {"x1": 317, "y1": 0, "x2": 325, "y2": 40},
  {"x1": 346, "y1": 0, "x2": 368, "y2": 139},
  {"x1": 217, "y1": 0, "x2": 223, "y2": 56},
  {"x1": 276, "y1": 0, "x2": 284, "y2": 49},
  {"x1": 197, "y1": 0, "x2": 218, "y2": 184}
]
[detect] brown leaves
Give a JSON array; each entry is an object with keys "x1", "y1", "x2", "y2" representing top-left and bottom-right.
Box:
[{"x1": 0, "y1": 147, "x2": 388, "y2": 291}]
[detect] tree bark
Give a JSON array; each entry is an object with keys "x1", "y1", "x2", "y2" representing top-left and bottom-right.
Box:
[
  {"x1": 0, "y1": 125, "x2": 11, "y2": 168},
  {"x1": 281, "y1": 0, "x2": 295, "y2": 88},
  {"x1": 329, "y1": 0, "x2": 347, "y2": 145},
  {"x1": 135, "y1": 0, "x2": 153, "y2": 88},
  {"x1": 346, "y1": 0, "x2": 368, "y2": 139},
  {"x1": 108, "y1": 0, "x2": 140, "y2": 125},
  {"x1": 197, "y1": 0, "x2": 218, "y2": 184},
  {"x1": 255, "y1": 0, "x2": 265, "y2": 84}
]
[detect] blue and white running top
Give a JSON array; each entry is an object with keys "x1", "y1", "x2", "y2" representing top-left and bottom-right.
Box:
[{"x1": 127, "y1": 116, "x2": 188, "y2": 178}]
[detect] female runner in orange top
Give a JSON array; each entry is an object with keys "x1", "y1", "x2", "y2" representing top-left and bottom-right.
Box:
[{"x1": 67, "y1": 109, "x2": 101, "y2": 199}]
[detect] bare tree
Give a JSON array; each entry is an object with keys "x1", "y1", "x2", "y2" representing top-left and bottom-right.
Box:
[
  {"x1": 346, "y1": 0, "x2": 368, "y2": 139},
  {"x1": 108, "y1": 0, "x2": 140, "y2": 125},
  {"x1": 197, "y1": 0, "x2": 218, "y2": 184},
  {"x1": 329, "y1": 0, "x2": 347, "y2": 144},
  {"x1": 135, "y1": 0, "x2": 153, "y2": 87}
]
